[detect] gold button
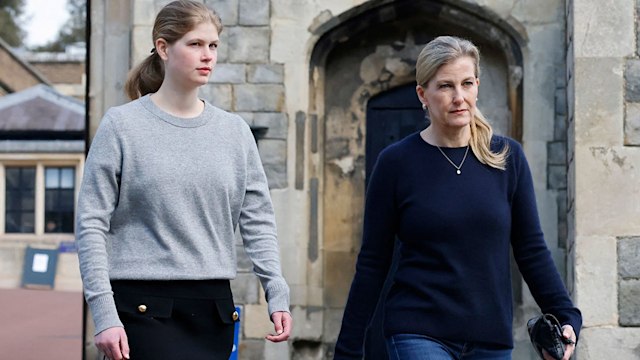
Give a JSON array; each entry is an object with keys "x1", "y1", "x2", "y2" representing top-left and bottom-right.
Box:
[
  {"x1": 138, "y1": 304, "x2": 147, "y2": 313},
  {"x1": 232, "y1": 311, "x2": 239, "y2": 321}
]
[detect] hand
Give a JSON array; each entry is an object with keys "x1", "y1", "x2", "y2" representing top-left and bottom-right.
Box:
[
  {"x1": 542, "y1": 325, "x2": 576, "y2": 360},
  {"x1": 95, "y1": 326, "x2": 130, "y2": 360},
  {"x1": 266, "y1": 311, "x2": 292, "y2": 342}
]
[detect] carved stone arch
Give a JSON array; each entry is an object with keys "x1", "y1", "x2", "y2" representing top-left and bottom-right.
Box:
[{"x1": 305, "y1": 1, "x2": 527, "y2": 348}]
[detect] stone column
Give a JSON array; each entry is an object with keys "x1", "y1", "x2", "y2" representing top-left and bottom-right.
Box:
[{"x1": 569, "y1": 0, "x2": 640, "y2": 357}]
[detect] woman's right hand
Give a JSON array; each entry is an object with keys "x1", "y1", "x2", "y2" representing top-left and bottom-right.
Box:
[{"x1": 95, "y1": 326, "x2": 130, "y2": 360}]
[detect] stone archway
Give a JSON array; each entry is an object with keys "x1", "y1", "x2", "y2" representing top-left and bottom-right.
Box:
[{"x1": 306, "y1": 0, "x2": 526, "y2": 354}]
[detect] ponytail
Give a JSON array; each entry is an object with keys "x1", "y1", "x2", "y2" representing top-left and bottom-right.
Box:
[
  {"x1": 469, "y1": 109, "x2": 509, "y2": 170},
  {"x1": 124, "y1": 52, "x2": 164, "y2": 100}
]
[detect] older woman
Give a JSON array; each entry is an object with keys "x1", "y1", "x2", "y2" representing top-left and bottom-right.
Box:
[{"x1": 334, "y1": 36, "x2": 580, "y2": 360}]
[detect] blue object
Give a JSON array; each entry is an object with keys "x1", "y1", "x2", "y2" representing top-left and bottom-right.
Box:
[
  {"x1": 58, "y1": 241, "x2": 77, "y2": 253},
  {"x1": 21, "y1": 247, "x2": 58, "y2": 288},
  {"x1": 229, "y1": 306, "x2": 241, "y2": 360}
]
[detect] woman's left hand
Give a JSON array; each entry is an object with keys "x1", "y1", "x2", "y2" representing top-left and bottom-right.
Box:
[
  {"x1": 542, "y1": 325, "x2": 576, "y2": 360},
  {"x1": 266, "y1": 311, "x2": 292, "y2": 342}
]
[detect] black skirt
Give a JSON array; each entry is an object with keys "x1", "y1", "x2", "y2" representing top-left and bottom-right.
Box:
[{"x1": 111, "y1": 279, "x2": 236, "y2": 360}]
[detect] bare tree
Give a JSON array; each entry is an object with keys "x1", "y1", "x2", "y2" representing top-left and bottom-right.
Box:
[
  {"x1": 0, "y1": 0, "x2": 27, "y2": 47},
  {"x1": 33, "y1": 0, "x2": 86, "y2": 52}
]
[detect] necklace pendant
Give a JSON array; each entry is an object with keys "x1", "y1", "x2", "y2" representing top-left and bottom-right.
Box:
[{"x1": 456, "y1": 170, "x2": 461, "y2": 175}]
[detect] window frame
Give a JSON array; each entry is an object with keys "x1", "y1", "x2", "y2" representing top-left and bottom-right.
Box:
[{"x1": 0, "y1": 153, "x2": 84, "y2": 241}]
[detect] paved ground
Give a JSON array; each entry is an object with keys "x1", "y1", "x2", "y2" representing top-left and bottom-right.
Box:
[{"x1": 0, "y1": 288, "x2": 84, "y2": 360}]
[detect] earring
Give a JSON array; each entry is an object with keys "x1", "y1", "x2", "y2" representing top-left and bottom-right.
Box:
[{"x1": 422, "y1": 103, "x2": 427, "y2": 110}]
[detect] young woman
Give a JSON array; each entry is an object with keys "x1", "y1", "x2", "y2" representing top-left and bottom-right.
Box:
[
  {"x1": 76, "y1": 2, "x2": 292, "y2": 359},
  {"x1": 334, "y1": 36, "x2": 581, "y2": 360}
]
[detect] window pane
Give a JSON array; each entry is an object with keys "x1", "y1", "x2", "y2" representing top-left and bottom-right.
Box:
[
  {"x1": 5, "y1": 191, "x2": 20, "y2": 210},
  {"x1": 22, "y1": 168, "x2": 36, "y2": 189},
  {"x1": 5, "y1": 167, "x2": 36, "y2": 189},
  {"x1": 45, "y1": 212, "x2": 74, "y2": 233},
  {"x1": 22, "y1": 213, "x2": 35, "y2": 232},
  {"x1": 5, "y1": 211, "x2": 34, "y2": 233},
  {"x1": 61, "y1": 213, "x2": 74, "y2": 232},
  {"x1": 45, "y1": 191, "x2": 58, "y2": 211},
  {"x1": 45, "y1": 168, "x2": 60, "y2": 188},
  {"x1": 5, "y1": 212, "x2": 20, "y2": 232},
  {"x1": 60, "y1": 168, "x2": 75, "y2": 188},
  {"x1": 6, "y1": 190, "x2": 35, "y2": 211},
  {"x1": 5, "y1": 168, "x2": 20, "y2": 189},
  {"x1": 60, "y1": 190, "x2": 75, "y2": 211},
  {"x1": 21, "y1": 190, "x2": 35, "y2": 211},
  {"x1": 45, "y1": 213, "x2": 59, "y2": 233}
]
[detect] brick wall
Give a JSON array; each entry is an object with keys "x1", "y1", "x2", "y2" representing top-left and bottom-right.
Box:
[
  {"x1": 0, "y1": 48, "x2": 46, "y2": 92},
  {"x1": 30, "y1": 62, "x2": 85, "y2": 85}
]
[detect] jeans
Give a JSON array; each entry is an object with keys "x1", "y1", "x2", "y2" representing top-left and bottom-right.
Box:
[{"x1": 386, "y1": 334, "x2": 512, "y2": 360}]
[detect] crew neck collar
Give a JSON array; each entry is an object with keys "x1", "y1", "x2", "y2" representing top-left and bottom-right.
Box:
[{"x1": 139, "y1": 94, "x2": 211, "y2": 128}]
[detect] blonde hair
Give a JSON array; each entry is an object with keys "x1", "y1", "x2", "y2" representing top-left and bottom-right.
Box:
[
  {"x1": 124, "y1": 0, "x2": 223, "y2": 100},
  {"x1": 416, "y1": 36, "x2": 509, "y2": 170}
]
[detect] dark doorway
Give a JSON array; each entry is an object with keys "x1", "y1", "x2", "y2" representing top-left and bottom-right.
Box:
[
  {"x1": 363, "y1": 83, "x2": 425, "y2": 359},
  {"x1": 365, "y1": 83, "x2": 427, "y2": 183}
]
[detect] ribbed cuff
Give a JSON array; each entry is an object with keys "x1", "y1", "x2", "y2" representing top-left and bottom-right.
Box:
[
  {"x1": 266, "y1": 282, "x2": 290, "y2": 316},
  {"x1": 88, "y1": 293, "x2": 123, "y2": 335}
]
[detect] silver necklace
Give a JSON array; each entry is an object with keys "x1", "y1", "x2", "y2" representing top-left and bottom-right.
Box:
[{"x1": 436, "y1": 145, "x2": 470, "y2": 175}]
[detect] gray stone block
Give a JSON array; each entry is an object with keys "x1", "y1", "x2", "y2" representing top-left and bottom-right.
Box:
[
  {"x1": 236, "y1": 244, "x2": 253, "y2": 272},
  {"x1": 239, "y1": 0, "x2": 270, "y2": 26},
  {"x1": 556, "y1": 190, "x2": 567, "y2": 222},
  {"x1": 555, "y1": 88, "x2": 567, "y2": 116},
  {"x1": 237, "y1": 338, "x2": 265, "y2": 360},
  {"x1": 210, "y1": 63, "x2": 246, "y2": 83},
  {"x1": 619, "y1": 279, "x2": 640, "y2": 326},
  {"x1": 230, "y1": 272, "x2": 260, "y2": 304},
  {"x1": 217, "y1": 29, "x2": 230, "y2": 62},
  {"x1": 205, "y1": 0, "x2": 238, "y2": 25},
  {"x1": 625, "y1": 102, "x2": 640, "y2": 145},
  {"x1": 248, "y1": 64, "x2": 284, "y2": 83},
  {"x1": 254, "y1": 112, "x2": 287, "y2": 139},
  {"x1": 291, "y1": 340, "x2": 324, "y2": 360},
  {"x1": 290, "y1": 306, "x2": 324, "y2": 340},
  {"x1": 323, "y1": 308, "x2": 345, "y2": 345},
  {"x1": 227, "y1": 27, "x2": 270, "y2": 63},
  {"x1": 236, "y1": 112, "x2": 255, "y2": 126},
  {"x1": 235, "y1": 84, "x2": 284, "y2": 112},
  {"x1": 199, "y1": 84, "x2": 233, "y2": 111},
  {"x1": 625, "y1": 60, "x2": 640, "y2": 102},
  {"x1": 548, "y1": 164, "x2": 567, "y2": 189},
  {"x1": 557, "y1": 220, "x2": 567, "y2": 249},
  {"x1": 547, "y1": 141, "x2": 566, "y2": 165},
  {"x1": 265, "y1": 341, "x2": 291, "y2": 360},
  {"x1": 258, "y1": 139, "x2": 287, "y2": 189},
  {"x1": 554, "y1": 115, "x2": 567, "y2": 141},
  {"x1": 618, "y1": 236, "x2": 640, "y2": 278}
]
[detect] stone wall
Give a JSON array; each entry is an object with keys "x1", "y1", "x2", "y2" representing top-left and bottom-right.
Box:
[
  {"x1": 89, "y1": 0, "x2": 640, "y2": 358},
  {"x1": 204, "y1": 0, "x2": 288, "y2": 189},
  {"x1": 569, "y1": 0, "x2": 640, "y2": 358}
]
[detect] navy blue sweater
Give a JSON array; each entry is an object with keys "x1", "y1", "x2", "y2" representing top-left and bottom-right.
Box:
[{"x1": 334, "y1": 133, "x2": 581, "y2": 358}]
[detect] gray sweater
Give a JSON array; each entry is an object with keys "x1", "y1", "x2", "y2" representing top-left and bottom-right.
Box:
[{"x1": 76, "y1": 95, "x2": 290, "y2": 334}]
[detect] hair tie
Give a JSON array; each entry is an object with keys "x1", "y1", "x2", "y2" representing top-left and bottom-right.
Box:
[{"x1": 150, "y1": 48, "x2": 156, "y2": 54}]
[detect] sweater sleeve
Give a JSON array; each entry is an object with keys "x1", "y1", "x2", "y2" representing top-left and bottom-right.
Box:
[
  {"x1": 237, "y1": 123, "x2": 290, "y2": 316},
  {"x1": 334, "y1": 149, "x2": 398, "y2": 359},
  {"x1": 76, "y1": 112, "x2": 124, "y2": 335},
  {"x1": 509, "y1": 142, "x2": 582, "y2": 339}
]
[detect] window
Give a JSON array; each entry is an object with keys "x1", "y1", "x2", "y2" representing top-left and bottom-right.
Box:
[
  {"x1": 44, "y1": 167, "x2": 75, "y2": 233},
  {"x1": 5, "y1": 167, "x2": 36, "y2": 233},
  {"x1": 1, "y1": 157, "x2": 83, "y2": 237}
]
